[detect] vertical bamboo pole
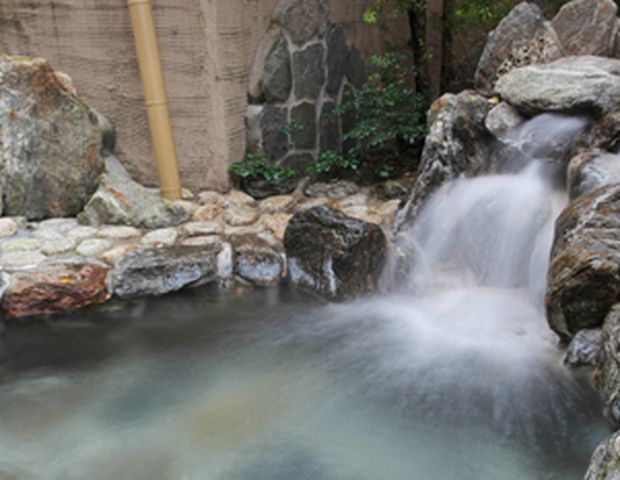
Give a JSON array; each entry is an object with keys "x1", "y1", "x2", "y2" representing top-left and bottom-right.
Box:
[{"x1": 128, "y1": 0, "x2": 182, "y2": 200}]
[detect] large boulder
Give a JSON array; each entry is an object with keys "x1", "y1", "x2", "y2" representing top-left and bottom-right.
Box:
[
  {"x1": 78, "y1": 172, "x2": 191, "y2": 229},
  {"x1": 586, "y1": 431, "x2": 620, "y2": 480},
  {"x1": 108, "y1": 245, "x2": 222, "y2": 299},
  {"x1": 551, "y1": 0, "x2": 618, "y2": 57},
  {"x1": 2, "y1": 262, "x2": 109, "y2": 318},
  {"x1": 396, "y1": 91, "x2": 494, "y2": 228},
  {"x1": 273, "y1": 0, "x2": 330, "y2": 46},
  {"x1": 574, "y1": 110, "x2": 620, "y2": 153},
  {"x1": 567, "y1": 149, "x2": 620, "y2": 199},
  {"x1": 283, "y1": 206, "x2": 387, "y2": 301},
  {"x1": 0, "y1": 55, "x2": 106, "y2": 219},
  {"x1": 231, "y1": 234, "x2": 286, "y2": 286},
  {"x1": 474, "y1": 2, "x2": 564, "y2": 93},
  {"x1": 546, "y1": 183, "x2": 620, "y2": 342},
  {"x1": 496, "y1": 56, "x2": 620, "y2": 116},
  {"x1": 595, "y1": 305, "x2": 620, "y2": 425}
]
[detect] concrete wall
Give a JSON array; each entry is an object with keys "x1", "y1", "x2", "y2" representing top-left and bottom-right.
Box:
[{"x1": 0, "y1": 0, "x2": 408, "y2": 193}]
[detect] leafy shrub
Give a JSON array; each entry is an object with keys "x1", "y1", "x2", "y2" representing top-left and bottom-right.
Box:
[{"x1": 229, "y1": 153, "x2": 294, "y2": 182}]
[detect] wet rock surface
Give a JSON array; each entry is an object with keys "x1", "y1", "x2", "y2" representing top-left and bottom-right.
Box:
[
  {"x1": 0, "y1": 55, "x2": 105, "y2": 219},
  {"x1": 564, "y1": 328, "x2": 603, "y2": 368},
  {"x1": 546, "y1": 184, "x2": 620, "y2": 341},
  {"x1": 586, "y1": 430, "x2": 620, "y2": 480},
  {"x1": 232, "y1": 234, "x2": 286, "y2": 286},
  {"x1": 284, "y1": 206, "x2": 387, "y2": 301},
  {"x1": 2, "y1": 263, "x2": 109, "y2": 318},
  {"x1": 567, "y1": 150, "x2": 620, "y2": 199},
  {"x1": 596, "y1": 305, "x2": 620, "y2": 426}
]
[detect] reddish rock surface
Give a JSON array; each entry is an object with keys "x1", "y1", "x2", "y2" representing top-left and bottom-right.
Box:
[{"x1": 2, "y1": 263, "x2": 110, "y2": 318}]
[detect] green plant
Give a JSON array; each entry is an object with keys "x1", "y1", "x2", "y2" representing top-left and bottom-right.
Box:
[
  {"x1": 229, "y1": 153, "x2": 294, "y2": 182},
  {"x1": 336, "y1": 51, "x2": 427, "y2": 170},
  {"x1": 306, "y1": 150, "x2": 360, "y2": 176}
]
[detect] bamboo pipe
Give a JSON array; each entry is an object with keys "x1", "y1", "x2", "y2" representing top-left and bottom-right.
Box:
[{"x1": 128, "y1": 0, "x2": 182, "y2": 200}]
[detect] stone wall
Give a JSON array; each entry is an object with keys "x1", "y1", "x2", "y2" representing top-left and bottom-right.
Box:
[{"x1": 0, "y1": 0, "x2": 409, "y2": 193}]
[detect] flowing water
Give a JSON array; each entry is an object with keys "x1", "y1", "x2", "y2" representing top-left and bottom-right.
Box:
[{"x1": 0, "y1": 115, "x2": 611, "y2": 479}]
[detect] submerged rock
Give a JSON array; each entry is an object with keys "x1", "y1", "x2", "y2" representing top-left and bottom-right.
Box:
[
  {"x1": 586, "y1": 430, "x2": 620, "y2": 480},
  {"x1": 596, "y1": 305, "x2": 620, "y2": 426},
  {"x1": 78, "y1": 172, "x2": 190, "y2": 229},
  {"x1": 496, "y1": 56, "x2": 620, "y2": 116},
  {"x1": 2, "y1": 263, "x2": 109, "y2": 318},
  {"x1": 0, "y1": 55, "x2": 106, "y2": 219},
  {"x1": 546, "y1": 184, "x2": 620, "y2": 341},
  {"x1": 108, "y1": 245, "x2": 221, "y2": 299},
  {"x1": 397, "y1": 91, "x2": 493, "y2": 228},
  {"x1": 284, "y1": 206, "x2": 387, "y2": 301},
  {"x1": 475, "y1": 2, "x2": 563, "y2": 93}
]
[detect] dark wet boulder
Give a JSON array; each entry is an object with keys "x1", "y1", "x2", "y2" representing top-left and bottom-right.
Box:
[
  {"x1": 595, "y1": 305, "x2": 620, "y2": 425},
  {"x1": 284, "y1": 206, "x2": 387, "y2": 301},
  {"x1": 2, "y1": 263, "x2": 109, "y2": 318},
  {"x1": 108, "y1": 245, "x2": 221, "y2": 299},
  {"x1": 496, "y1": 56, "x2": 620, "y2": 116},
  {"x1": 0, "y1": 55, "x2": 106, "y2": 219},
  {"x1": 551, "y1": 0, "x2": 617, "y2": 57},
  {"x1": 78, "y1": 172, "x2": 190, "y2": 229},
  {"x1": 273, "y1": 0, "x2": 329, "y2": 46},
  {"x1": 396, "y1": 91, "x2": 493, "y2": 228},
  {"x1": 586, "y1": 430, "x2": 620, "y2": 480},
  {"x1": 574, "y1": 111, "x2": 620, "y2": 154},
  {"x1": 546, "y1": 184, "x2": 620, "y2": 341},
  {"x1": 567, "y1": 150, "x2": 620, "y2": 199},
  {"x1": 474, "y1": 2, "x2": 563, "y2": 93}
]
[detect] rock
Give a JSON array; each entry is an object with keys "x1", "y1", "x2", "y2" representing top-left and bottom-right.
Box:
[
  {"x1": 340, "y1": 205, "x2": 369, "y2": 220},
  {"x1": 182, "y1": 221, "x2": 224, "y2": 236},
  {"x1": 78, "y1": 172, "x2": 191, "y2": 229},
  {"x1": 294, "y1": 197, "x2": 331, "y2": 212},
  {"x1": 326, "y1": 24, "x2": 349, "y2": 95},
  {"x1": 337, "y1": 194, "x2": 368, "y2": 209},
  {"x1": 0, "y1": 55, "x2": 105, "y2": 219},
  {"x1": 104, "y1": 155, "x2": 131, "y2": 179},
  {"x1": 398, "y1": 92, "x2": 493, "y2": 227},
  {"x1": 223, "y1": 202, "x2": 260, "y2": 226},
  {"x1": 140, "y1": 228, "x2": 178, "y2": 247},
  {"x1": 217, "y1": 242, "x2": 234, "y2": 280},
  {"x1": 261, "y1": 33, "x2": 292, "y2": 103},
  {"x1": 279, "y1": 153, "x2": 316, "y2": 177},
  {"x1": 377, "y1": 199, "x2": 402, "y2": 227},
  {"x1": 2, "y1": 263, "x2": 109, "y2": 318},
  {"x1": 319, "y1": 101, "x2": 340, "y2": 153},
  {"x1": 67, "y1": 226, "x2": 98, "y2": 241},
  {"x1": 231, "y1": 234, "x2": 285, "y2": 286},
  {"x1": 260, "y1": 105, "x2": 290, "y2": 161},
  {"x1": 37, "y1": 218, "x2": 79, "y2": 233},
  {"x1": 484, "y1": 102, "x2": 526, "y2": 144},
  {"x1": 284, "y1": 206, "x2": 387, "y2": 300},
  {"x1": 304, "y1": 180, "x2": 360, "y2": 199},
  {"x1": 293, "y1": 43, "x2": 326, "y2": 100},
  {"x1": 76, "y1": 239, "x2": 112, "y2": 257},
  {"x1": 41, "y1": 238, "x2": 76, "y2": 255},
  {"x1": 596, "y1": 306, "x2": 620, "y2": 425},
  {"x1": 290, "y1": 102, "x2": 317, "y2": 149},
  {"x1": 564, "y1": 328, "x2": 603, "y2": 367},
  {"x1": 474, "y1": 3, "x2": 563, "y2": 93},
  {"x1": 98, "y1": 244, "x2": 137, "y2": 266},
  {"x1": 97, "y1": 225, "x2": 141, "y2": 240},
  {"x1": 568, "y1": 150, "x2": 620, "y2": 199},
  {"x1": 0, "y1": 218, "x2": 18, "y2": 238},
  {"x1": 575, "y1": 111, "x2": 620, "y2": 153},
  {"x1": 33, "y1": 228, "x2": 65, "y2": 241},
  {"x1": 240, "y1": 176, "x2": 298, "y2": 200},
  {"x1": 192, "y1": 203, "x2": 224, "y2": 222},
  {"x1": 181, "y1": 236, "x2": 222, "y2": 247},
  {"x1": 197, "y1": 191, "x2": 226, "y2": 206},
  {"x1": 551, "y1": 0, "x2": 617, "y2": 57},
  {"x1": 373, "y1": 178, "x2": 412, "y2": 201},
  {"x1": 108, "y1": 245, "x2": 221, "y2": 299},
  {"x1": 274, "y1": 0, "x2": 329, "y2": 46},
  {"x1": 0, "y1": 251, "x2": 46, "y2": 270},
  {"x1": 259, "y1": 195, "x2": 297, "y2": 213},
  {"x1": 496, "y1": 56, "x2": 620, "y2": 116},
  {"x1": 546, "y1": 184, "x2": 620, "y2": 341},
  {"x1": 261, "y1": 213, "x2": 293, "y2": 240},
  {"x1": 1, "y1": 238, "x2": 41, "y2": 253},
  {"x1": 345, "y1": 46, "x2": 367, "y2": 88},
  {"x1": 585, "y1": 431, "x2": 620, "y2": 480}
]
